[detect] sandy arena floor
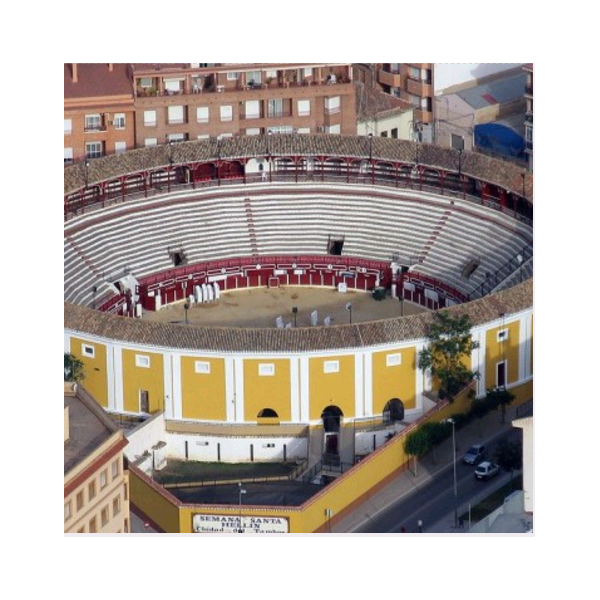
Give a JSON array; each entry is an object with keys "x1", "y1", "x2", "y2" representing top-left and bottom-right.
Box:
[{"x1": 141, "y1": 286, "x2": 427, "y2": 329}]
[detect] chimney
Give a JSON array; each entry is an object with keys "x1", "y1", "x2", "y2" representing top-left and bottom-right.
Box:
[
  {"x1": 108, "y1": 63, "x2": 113, "y2": 72},
  {"x1": 72, "y1": 63, "x2": 78, "y2": 83}
]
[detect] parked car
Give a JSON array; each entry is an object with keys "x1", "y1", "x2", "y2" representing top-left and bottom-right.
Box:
[
  {"x1": 462, "y1": 444, "x2": 486, "y2": 465},
  {"x1": 474, "y1": 461, "x2": 500, "y2": 481}
]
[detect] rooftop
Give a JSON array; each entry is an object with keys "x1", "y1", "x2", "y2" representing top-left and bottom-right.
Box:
[{"x1": 64, "y1": 383, "x2": 121, "y2": 475}]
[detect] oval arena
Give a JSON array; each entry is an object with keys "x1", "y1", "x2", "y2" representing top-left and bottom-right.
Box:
[{"x1": 64, "y1": 135, "x2": 533, "y2": 532}]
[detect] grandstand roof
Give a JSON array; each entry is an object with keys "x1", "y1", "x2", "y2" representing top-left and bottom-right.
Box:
[{"x1": 63, "y1": 135, "x2": 533, "y2": 201}]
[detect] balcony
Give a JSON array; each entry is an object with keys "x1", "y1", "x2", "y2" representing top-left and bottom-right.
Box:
[
  {"x1": 406, "y1": 77, "x2": 432, "y2": 98},
  {"x1": 378, "y1": 68, "x2": 401, "y2": 89}
]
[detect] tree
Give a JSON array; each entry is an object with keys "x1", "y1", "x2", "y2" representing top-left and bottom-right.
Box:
[
  {"x1": 64, "y1": 352, "x2": 85, "y2": 383},
  {"x1": 486, "y1": 386, "x2": 516, "y2": 424},
  {"x1": 403, "y1": 428, "x2": 431, "y2": 476},
  {"x1": 418, "y1": 310, "x2": 479, "y2": 401},
  {"x1": 494, "y1": 437, "x2": 522, "y2": 490}
]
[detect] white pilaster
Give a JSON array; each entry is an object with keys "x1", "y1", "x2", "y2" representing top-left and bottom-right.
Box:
[
  {"x1": 354, "y1": 352, "x2": 364, "y2": 419},
  {"x1": 113, "y1": 345, "x2": 123, "y2": 412},
  {"x1": 299, "y1": 356, "x2": 310, "y2": 423},
  {"x1": 290, "y1": 357, "x2": 300, "y2": 422}
]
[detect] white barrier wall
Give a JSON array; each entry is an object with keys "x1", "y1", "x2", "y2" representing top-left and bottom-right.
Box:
[{"x1": 165, "y1": 432, "x2": 308, "y2": 464}]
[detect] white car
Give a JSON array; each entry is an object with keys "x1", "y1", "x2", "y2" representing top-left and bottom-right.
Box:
[{"x1": 474, "y1": 461, "x2": 500, "y2": 481}]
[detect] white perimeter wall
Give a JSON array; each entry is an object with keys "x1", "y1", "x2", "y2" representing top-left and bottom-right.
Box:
[{"x1": 165, "y1": 432, "x2": 308, "y2": 464}]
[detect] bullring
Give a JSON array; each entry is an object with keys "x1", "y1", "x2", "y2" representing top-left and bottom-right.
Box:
[{"x1": 64, "y1": 135, "x2": 533, "y2": 532}]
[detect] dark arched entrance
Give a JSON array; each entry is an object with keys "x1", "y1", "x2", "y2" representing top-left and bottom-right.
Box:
[
  {"x1": 382, "y1": 398, "x2": 405, "y2": 424},
  {"x1": 321, "y1": 405, "x2": 343, "y2": 457}
]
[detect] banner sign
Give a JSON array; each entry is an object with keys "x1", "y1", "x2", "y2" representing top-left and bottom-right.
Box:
[{"x1": 193, "y1": 514, "x2": 289, "y2": 534}]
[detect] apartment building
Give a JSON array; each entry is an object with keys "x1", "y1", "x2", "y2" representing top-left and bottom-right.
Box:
[
  {"x1": 353, "y1": 63, "x2": 434, "y2": 142},
  {"x1": 64, "y1": 382, "x2": 130, "y2": 534},
  {"x1": 64, "y1": 63, "x2": 136, "y2": 164},
  {"x1": 524, "y1": 64, "x2": 533, "y2": 171},
  {"x1": 131, "y1": 63, "x2": 357, "y2": 146},
  {"x1": 64, "y1": 63, "x2": 357, "y2": 163}
]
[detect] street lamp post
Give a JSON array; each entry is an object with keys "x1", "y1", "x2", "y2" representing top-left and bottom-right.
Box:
[
  {"x1": 346, "y1": 302, "x2": 352, "y2": 324},
  {"x1": 238, "y1": 483, "x2": 246, "y2": 533},
  {"x1": 292, "y1": 306, "x2": 298, "y2": 328},
  {"x1": 184, "y1": 302, "x2": 189, "y2": 325},
  {"x1": 446, "y1": 417, "x2": 458, "y2": 528}
]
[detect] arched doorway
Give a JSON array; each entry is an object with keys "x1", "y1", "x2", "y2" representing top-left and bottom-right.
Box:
[
  {"x1": 321, "y1": 405, "x2": 343, "y2": 456},
  {"x1": 382, "y1": 398, "x2": 405, "y2": 424}
]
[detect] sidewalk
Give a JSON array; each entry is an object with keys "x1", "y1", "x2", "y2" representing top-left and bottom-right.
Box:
[{"x1": 330, "y1": 406, "x2": 521, "y2": 534}]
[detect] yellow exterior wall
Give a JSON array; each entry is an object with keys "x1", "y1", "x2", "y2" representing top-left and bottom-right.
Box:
[
  {"x1": 485, "y1": 320, "x2": 520, "y2": 387},
  {"x1": 129, "y1": 381, "x2": 534, "y2": 533},
  {"x1": 71, "y1": 337, "x2": 109, "y2": 408},
  {"x1": 180, "y1": 356, "x2": 226, "y2": 420},
  {"x1": 309, "y1": 355, "x2": 355, "y2": 420},
  {"x1": 129, "y1": 468, "x2": 182, "y2": 533},
  {"x1": 371, "y1": 347, "x2": 417, "y2": 412},
  {"x1": 243, "y1": 359, "x2": 291, "y2": 421},
  {"x1": 122, "y1": 348, "x2": 164, "y2": 413}
]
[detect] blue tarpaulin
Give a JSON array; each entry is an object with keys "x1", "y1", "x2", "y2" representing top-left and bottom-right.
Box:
[{"x1": 474, "y1": 122, "x2": 525, "y2": 160}]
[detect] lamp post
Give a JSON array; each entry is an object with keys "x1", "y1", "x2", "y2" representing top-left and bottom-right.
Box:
[
  {"x1": 446, "y1": 417, "x2": 458, "y2": 528},
  {"x1": 292, "y1": 306, "x2": 298, "y2": 328},
  {"x1": 346, "y1": 302, "x2": 352, "y2": 324},
  {"x1": 184, "y1": 302, "x2": 189, "y2": 325},
  {"x1": 238, "y1": 483, "x2": 246, "y2": 533},
  {"x1": 417, "y1": 519, "x2": 423, "y2": 533}
]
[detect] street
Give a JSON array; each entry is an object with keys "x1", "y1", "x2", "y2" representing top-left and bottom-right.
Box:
[{"x1": 353, "y1": 429, "x2": 522, "y2": 534}]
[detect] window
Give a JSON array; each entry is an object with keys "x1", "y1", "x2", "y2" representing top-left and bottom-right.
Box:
[
  {"x1": 135, "y1": 354, "x2": 150, "y2": 368},
  {"x1": 100, "y1": 470, "x2": 107, "y2": 489},
  {"x1": 324, "y1": 96, "x2": 340, "y2": 114},
  {"x1": 143, "y1": 110, "x2": 157, "y2": 126},
  {"x1": 265, "y1": 70, "x2": 277, "y2": 78},
  {"x1": 164, "y1": 78, "x2": 183, "y2": 93},
  {"x1": 303, "y1": 67, "x2": 313, "y2": 78},
  {"x1": 195, "y1": 361, "x2": 211, "y2": 374},
  {"x1": 64, "y1": 119, "x2": 72, "y2": 134},
  {"x1": 245, "y1": 100, "x2": 260, "y2": 119},
  {"x1": 111, "y1": 459, "x2": 120, "y2": 480},
  {"x1": 168, "y1": 133, "x2": 186, "y2": 143},
  {"x1": 88, "y1": 480, "x2": 96, "y2": 500},
  {"x1": 85, "y1": 114, "x2": 102, "y2": 131},
  {"x1": 268, "y1": 98, "x2": 284, "y2": 118},
  {"x1": 85, "y1": 142, "x2": 103, "y2": 159},
  {"x1": 113, "y1": 496, "x2": 121, "y2": 516},
  {"x1": 140, "y1": 77, "x2": 153, "y2": 88},
  {"x1": 409, "y1": 66, "x2": 420, "y2": 79},
  {"x1": 89, "y1": 517, "x2": 97, "y2": 533},
  {"x1": 245, "y1": 128, "x2": 261, "y2": 135},
  {"x1": 196, "y1": 106, "x2": 209, "y2": 123},
  {"x1": 101, "y1": 506, "x2": 109, "y2": 526},
  {"x1": 64, "y1": 501, "x2": 72, "y2": 522},
  {"x1": 113, "y1": 113, "x2": 126, "y2": 129},
  {"x1": 246, "y1": 71, "x2": 261, "y2": 85},
  {"x1": 167, "y1": 105, "x2": 184, "y2": 124},
  {"x1": 497, "y1": 328, "x2": 509, "y2": 342},
  {"x1": 115, "y1": 141, "x2": 127, "y2": 155},
  {"x1": 227, "y1": 72, "x2": 239, "y2": 80},
  {"x1": 298, "y1": 99, "x2": 311, "y2": 116},
  {"x1": 220, "y1": 105, "x2": 233, "y2": 122},
  {"x1": 327, "y1": 124, "x2": 341, "y2": 134},
  {"x1": 64, "y1": 147, "x2": 73, "y2": 165},
  {"x1": 323, "y1": 360, "x2": 339, "y2": 373},
  {"x1": 76, "y1": 490, "x2": 84, "y2": 510},
  {"x1": 258, "y1": 363, "x2": 275, "y2": 376},
  {"x1": 297, "y1": 127, "x2": 310, "y2": 134},
  {"x1": 82, "y1": 343, "x2": 94, "y2": 358},
  {"x1": 145, "y1": 138, "x2": 158, "y2": 146},
  {"x1": 386, "y1": 353, "x2": 402, "y2": 367}
]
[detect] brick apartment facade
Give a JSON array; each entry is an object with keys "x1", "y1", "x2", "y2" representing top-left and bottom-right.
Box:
[{"x1": 65, "y1": 63, "x2": 357, "y2": 164}]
